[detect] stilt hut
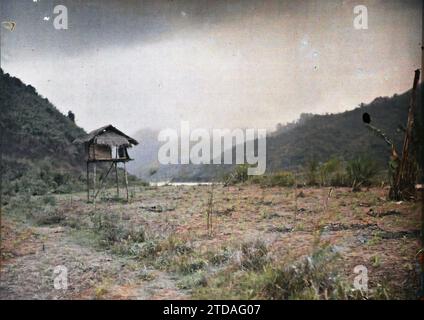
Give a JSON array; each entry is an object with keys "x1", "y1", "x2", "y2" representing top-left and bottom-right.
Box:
[{"x1": 73, "y1": 125, "x2": 138, "y2": 202}]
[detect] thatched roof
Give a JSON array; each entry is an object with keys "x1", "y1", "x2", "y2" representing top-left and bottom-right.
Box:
[{"x1": 73, "y1": 125, "x2": 138, "y2": 147}]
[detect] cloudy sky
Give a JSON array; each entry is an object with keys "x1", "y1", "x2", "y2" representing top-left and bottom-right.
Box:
[{"x1": 0, "y1": 0, "x2": 422, "y2": 134}]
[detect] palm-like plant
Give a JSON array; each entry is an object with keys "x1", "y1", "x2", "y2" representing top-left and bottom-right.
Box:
[{"x1": 346, "y1": 156, "x2": 379, "y2": 191}]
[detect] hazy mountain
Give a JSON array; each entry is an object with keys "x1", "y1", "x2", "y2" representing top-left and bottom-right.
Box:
[
  {"x1": 127, "y1": 128, "x2": 254, "y2": 182},
  {"x1": 125, "y1": 128, "x2": 183, "y2": 182},
  {"x1": 128, "y1": 84, "x2": 421, "y2": 182}
]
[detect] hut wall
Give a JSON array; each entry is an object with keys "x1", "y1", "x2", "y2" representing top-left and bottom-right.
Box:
[{"x1": 88, "y1": 144, "x2": 112, "y2": 160}]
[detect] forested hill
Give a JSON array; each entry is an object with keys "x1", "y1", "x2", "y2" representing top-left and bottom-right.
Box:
[
  {"x1": 265, "y1": 85, "x2": 422, "y2": 171},
  {"x1": 0, "y1": 68, "x2": 86, "y2": 195}
]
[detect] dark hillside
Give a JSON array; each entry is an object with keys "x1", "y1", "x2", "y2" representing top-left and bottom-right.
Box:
[
  {"x1": 266, "y1": 88, "x2": 421, "y2": 171},
  {"x1": 0, "y1": 69, "x2": 86, "y2": 195}
]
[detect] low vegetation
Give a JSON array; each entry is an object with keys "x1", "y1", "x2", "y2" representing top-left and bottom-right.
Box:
[
  {"x1": 194, "y1": 243, "x2": 391, "y2": 300},
  {"x1": 226, "y1": 155, "x2": 381, "y2": 191}
]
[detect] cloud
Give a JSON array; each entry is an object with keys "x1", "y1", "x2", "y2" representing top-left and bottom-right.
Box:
[{"x1": 1, "y1": 0, "x2": 421, "y2": 135}]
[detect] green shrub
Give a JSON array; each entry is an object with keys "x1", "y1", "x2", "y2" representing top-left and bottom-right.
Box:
[
  {"x1": 318, "y1": 158, "x2": 347, "y2": 186},
  {"x1": 14, "y1": 173, "x2": 50, "y2": 195},
  {"x1": 346, "y1": 156, "x2": 379, "y2": 190},
  {"x1": 251, "y1": 246, "x2": 389, "y2": 300},
  {"x1": 265, "y1": 171, "x2": 295, "y2": 187},
  {"x1": 173, "y1": 256, "x2": 208, "y2": 275},
  {"x1": 4, "y1": 165, "x2": 84, "y2": 196},
  {"x1": 206, "y1": 247, "x2": 232, "y2": 266},
  {"x1": 244, "y1": 171, "x2": 296, "y2": 187},
  {"x1": 161, "y1": 236, "x2": 193, "y2": 255},
  {"x1": 305, "y1": 158, "x2": 319, "y2": 185},
  {"x1": 194, "y1": 245, "x2": 377, "y2": 300},
  {"x1": 254, "y1": 246, "x2": 344, "y2": 299},
  {"x1": 91, "y1": 211, "x2": 146, "y2": 252},
  {"x1": 61, "y1": 216, "x2": 82, "y2": 229},
  {"x1": 131, "y1": 240, "x2": 161, "y2": 258},
  {"x1": 177, "y1": 271, "x2": 208, "y2": 289},
  {"x1": 41, "y1": 195, "x2": 57, "y2": 206},
  {"x1": 137, "y1": 268, "x2": 156, "y2": 281},
  {"x1": 33, "y1": 206, "x2": 64, "y2": 225},
  {"x1": 240, "y1": 240, "x2": 269, "y2": 271},
  {"x1": 223, "y1": 164, "x2": 250, "y2": 185}
]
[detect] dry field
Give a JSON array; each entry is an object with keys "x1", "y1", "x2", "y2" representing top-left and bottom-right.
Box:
[{"x1": 0, "y1": 184, "x2": 421, "y2": 299}]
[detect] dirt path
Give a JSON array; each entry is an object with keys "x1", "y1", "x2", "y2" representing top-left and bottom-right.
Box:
[{"x1": 0, "y1": 220, "x2": 187, "y2": 300}]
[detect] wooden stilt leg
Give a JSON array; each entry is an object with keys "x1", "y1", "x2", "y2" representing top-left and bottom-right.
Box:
[
  {"x1": 124, "y1": 162, "x2": 129, "y2": 202},
  {"x1": 94, "y1": 162, "x2": 115, "y2": 200},
  {"x1": 86, "y1": 162, "x2": 90, "y2": 202},
  {"x1": 93, "y1": 163, "x2": 96, "y2": 204},
  {"x1": 115, "y1": 162, "x2": 119, "y2": 198}
]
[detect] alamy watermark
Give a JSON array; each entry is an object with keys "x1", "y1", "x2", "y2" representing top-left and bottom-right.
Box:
[
  {"x1": 158, "y1": 121, "x2": 267, "y2": 175},
  {"x1": 353, "y1": 265, "x2": 368, "y2": 292},
  {"x1": 53, "y1": 5, "x2": 68, "y2": 30},
  {"x1": 353, "y1": 5, "x2": 368, "y2": 30},
  {"x1": 53, "y1": 265, "x2": 68, "y2": 290}
]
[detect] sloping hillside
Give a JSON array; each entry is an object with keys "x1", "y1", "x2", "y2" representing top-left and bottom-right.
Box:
[
  {"x1": 0, "y1": 69, "x2": 86, "y2": 195},
  {"x1": 265, "y1": 87, "x2": 421, "y2": 171}
]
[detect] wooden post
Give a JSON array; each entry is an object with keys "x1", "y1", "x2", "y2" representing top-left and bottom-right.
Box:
[
  {"x1": 207, "y1": 184, "x2": 214, "y2": 236},
  {"x1": 86, "y1": 161, "x2": 90, "y2": 202},
  {"x1": 93, "y1": 163, "x2": 97, "y2": 204},
  {"x1": 124, "y1": 162, "x2": 129, "y2": 202},
  {"x1": 115, "y1": 162, "x2": 119, "y2": 198},
  {"x1": 94, "y1": 162, "x2": 115, "y2": 200}
]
